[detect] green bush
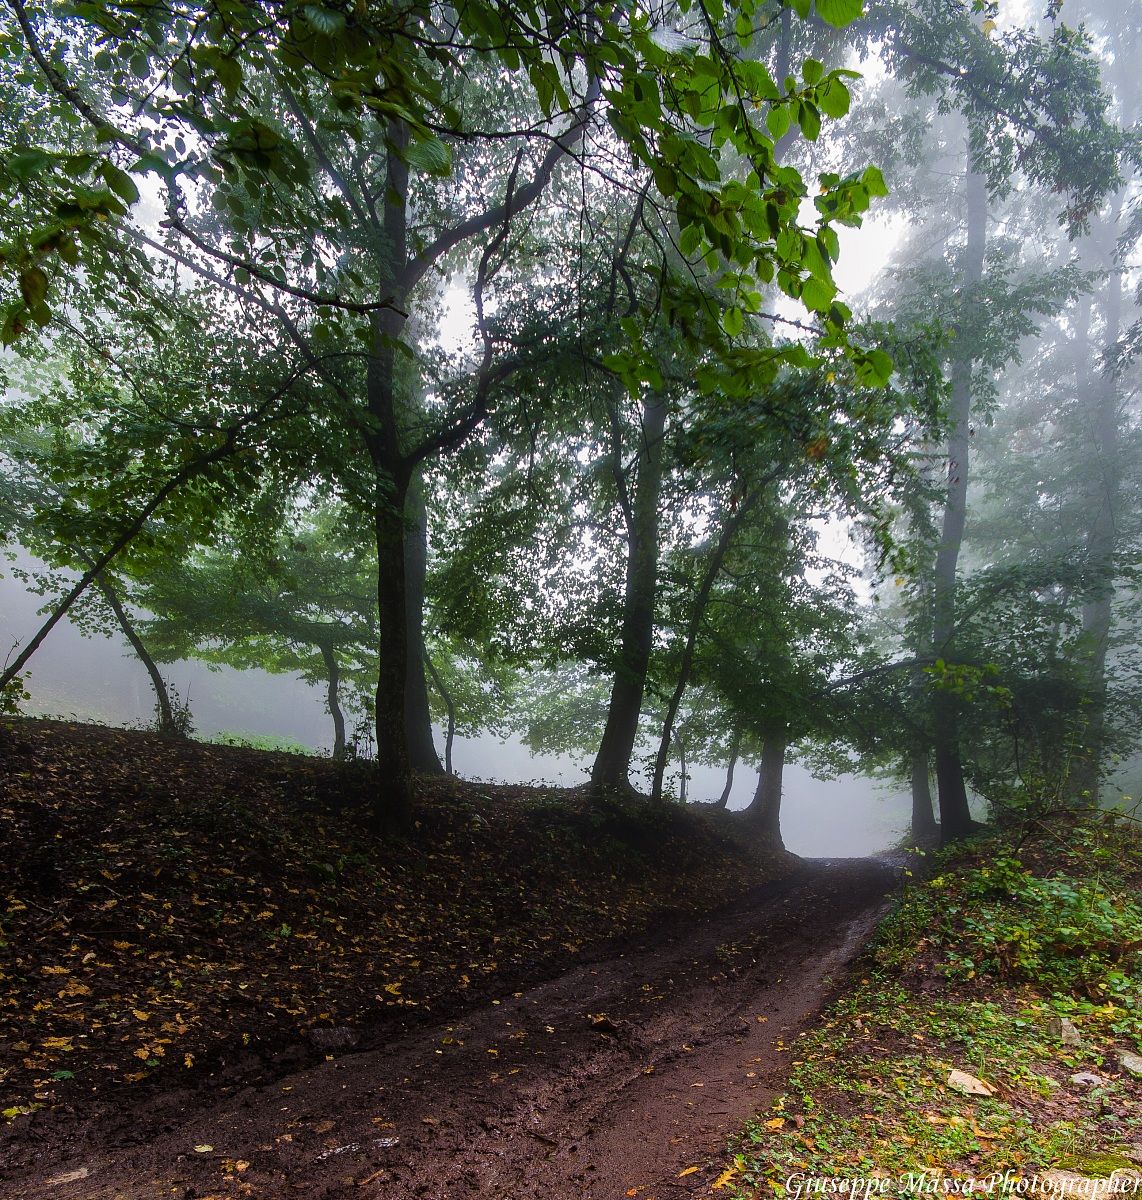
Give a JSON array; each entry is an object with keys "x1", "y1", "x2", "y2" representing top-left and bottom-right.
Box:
[{"x1": 924, "y1": 854, "x2": 1142, "y2": 1006}]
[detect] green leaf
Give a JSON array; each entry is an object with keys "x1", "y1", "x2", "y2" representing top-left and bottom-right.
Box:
[
  {"x1": 861, "y1": 164, "x2": 890, "y2": 197},
  {"x1": 798, "y1": 102, "x2": 821, "y2": 141},
  {"x1": 99, "y1": 161, "x2": 141, "y2": 204},
  {"x1": 7, "y1": 146, "x2": 53, "y2": 183},
  {"x1": 802, "y1": 276, "x2": 836, "y2": 312},
  {"x1": 722, "y1": 305, "x2": 744, "y2": 337},
  {"x1": 214, "y1": 55, "x2": 243, "y2": 97},
  {"x1": 19, "y1": 267, "x2": 48, "y2": 307},
  {"x1": 304, "y1": 4, "x2": 346, "y2": 35},
  {"x1": 815, "y1": 0, "x2": 864, "y2": 28},
  {"x1": 802, "y1": 58, "x2": 824, "y2": 86},
  {"x1": 855, "y1": 347, "x2": 894, "y2": 386},
  {"x1": 404, "y1": 136, "x2": 452, "y2": 176},
  {"x1": 766, "y1": 106, "x2": 791, "y2": 141},
  {"x1": 817, "y1": 78, "x2": 851, "y2": 119},
  {"x1": 678, "y1": 224, "x2": 702, "y2": 257}
]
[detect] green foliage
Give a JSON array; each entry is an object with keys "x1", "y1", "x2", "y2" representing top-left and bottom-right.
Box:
[
  {"x1": 877, "y1": 833, "x2": 1142, "y2": 1017},
  {"x1": 924, "y1": 856, "x2": 1142, "y2": 1006},
  {"x1": 734, "y1": 818, "x2": 1142, "y2": 1194},
  {"x1": 154, "y1": 687, "x2": 195, "y2": 739},
  {"x1": 209, "y1": 730, "x2": 317, "y2": 756},
  {"x1": 0, "y1": 674, "x2": 30, "y2": 716}
]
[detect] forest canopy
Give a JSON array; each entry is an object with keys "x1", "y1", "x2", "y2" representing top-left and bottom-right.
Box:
[{"x1": 1, "y1": 0, "x2": 1139, "y2": 846}]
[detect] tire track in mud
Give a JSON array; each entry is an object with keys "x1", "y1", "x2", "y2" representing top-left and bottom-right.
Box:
[{"x1": 1, "y1": 857, "x2": 899, "y2": 1200}]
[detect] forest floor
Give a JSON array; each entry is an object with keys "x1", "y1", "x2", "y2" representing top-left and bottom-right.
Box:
[{"x1": 0, "y1": 717, "x2": 900, "y2": 1198}]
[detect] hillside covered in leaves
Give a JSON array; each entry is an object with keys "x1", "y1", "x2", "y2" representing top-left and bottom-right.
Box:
[{"x1": 0, "y1": 719, "x2": 777, "y2": 1122}]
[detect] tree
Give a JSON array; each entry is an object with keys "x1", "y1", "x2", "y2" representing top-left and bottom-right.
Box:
[
  {"x1": 3, "y1": 0, "x2": 893, "y2": 831},
  {"x1": 138, "y1": 506, "x2": 377, "y2": 759}
]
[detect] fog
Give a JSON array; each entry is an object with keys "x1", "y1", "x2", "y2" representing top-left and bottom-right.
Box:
[{"x1": 1, "y1": 556, "x2": 911, "y2": 858}]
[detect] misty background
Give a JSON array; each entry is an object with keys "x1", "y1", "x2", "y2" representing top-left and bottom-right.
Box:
[{"x1": 2, "y1": 548, "x2": 912, "y2": 857}]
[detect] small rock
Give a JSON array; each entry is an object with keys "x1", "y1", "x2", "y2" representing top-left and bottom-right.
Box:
[
  {"x1": 308, "y1": 1026, "x2": 359, "y2": 1053},
  {"x1": 947, "y1": 1068, "x2": 995, "y2": 1097},
  {"x1": 1071, "y1": 1072, "x2": 1106, "y2": 1088},
  {"x1": 1047, "y1": 1017, "x2": 1082, "y2": 1047},
  {"x1": 1118, "y1": 1050, "x2": 1142, "y2": 1077},
  {"x1": 314, "y1": 1142, "x2": 360, "y2": 1161},
  {"x1": 45, "y1": 1167, "x2": 90, "y2": 1187}
]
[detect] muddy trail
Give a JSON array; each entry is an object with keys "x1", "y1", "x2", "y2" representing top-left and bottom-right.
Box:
[{"x1": 1, "y1": 857, "x2": 900, "y2": 1200}]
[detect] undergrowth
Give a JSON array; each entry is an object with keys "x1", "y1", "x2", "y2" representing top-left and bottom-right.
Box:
[{"x1": 725, "y1": 812, "x2": 1142, "y2": 1198}]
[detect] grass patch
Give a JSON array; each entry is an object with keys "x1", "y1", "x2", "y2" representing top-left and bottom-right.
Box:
[{"x1": 728, "y1": 814, "x2": 1142, "y2": 1197}]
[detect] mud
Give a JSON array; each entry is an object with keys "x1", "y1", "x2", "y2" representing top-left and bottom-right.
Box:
[{"x1": 0, "y1": 857, "x2": 899, "y2": 1200}]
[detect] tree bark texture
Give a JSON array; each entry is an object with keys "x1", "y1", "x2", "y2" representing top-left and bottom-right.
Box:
[
  {"x1": 1072, "y1": 239, "x2": 1123, "y2": 803},
  {"x1": 910, "y1": 747, "x2": 937, "y2": 841},
  {"x1": 745, "y1": 738, "x2": 786, "y2": 850},
  {"x1": 591, "y1": 394, "x2": 667, "y2": 790},
  {"x1": 403, "y1": 478, "x2": 444, "y2": 774},
  {"x1": 716, "y1": 730, "x2": 741, "y2": 809},
  {"x1": 318, "y1": 641, "x2": 347, "y2": 760},
  {"x1": 931, "y1": 164, "x2": 987, "y2": 844}
]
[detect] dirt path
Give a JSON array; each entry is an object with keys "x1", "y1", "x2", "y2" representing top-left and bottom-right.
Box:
[{"x1": 1, "y1": 857, "x2": 898, "y2": 1200}]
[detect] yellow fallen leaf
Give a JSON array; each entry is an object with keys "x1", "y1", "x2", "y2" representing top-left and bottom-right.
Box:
[
  {"x1": 41, "y1": 1036, "x2": 74, "y2": 1050},
  {"x1": 132, "y1": 1009, "x2": 151, "y2": 1021},
  {"x1": 713, "y1": 1168, "x2": 738, "y2": 1189},
  {"x1": 194, "y1": 1144, "x2": 214, "y2": 1153},
  {"x1": 679, "y1": 1165, "x2": 700, "y2": 1177},
  {"x1": 765, "y1": 1117, "x2": 786, "y2": 1130}
]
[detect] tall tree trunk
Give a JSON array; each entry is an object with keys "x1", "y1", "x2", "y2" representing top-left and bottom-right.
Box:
[
  {"x1": 1072, "y1": 259, "x2": 1123, "y2": 804},
  {"x1": 317, "y1": 641, "x2": 347, "y2": 760},
  {"x1": 931, "y1": 164, "x2": 987, "y2": 845},
  {"x1": 910, "y1": 747, "x2": 937, "y2": 842},
  {"x1": 365, "y1": 121, "x2": 415, "y2": 833},
  {"x1": 371, "y1": 467, "x2": 414, "y2": 831},
  {"x1": 716, "y1": 729, "x2": 741, "y2": 809},
  {"x1": 424, "y1": 650, "x2": 456, "y2": 776},
  {"x1": 92, "y1": 569, "x2": 179, "y2": 735},
  {"x1": 745, "y1": 738, "x2": 786, "y2": 850},
  {"x1": 591, "y1": 394, "x2": 667, "y2": 790},
  {"x1": 404, "y1": 477, "x2": 444, "y2": 774}
]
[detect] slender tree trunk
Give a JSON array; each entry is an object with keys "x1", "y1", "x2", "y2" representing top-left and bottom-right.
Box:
[
  {"x1": 0, "y1": 430, "x2": 247, "y2": 695},
  {"x1": 910, "y1": 747, "x2": 937, "y2": 842},
  {"x1": 650, "y1": 488, "x2": 764, "y2": 801},
  {"x1": 318, "y1": 642, "x2": 347, "y2": 760},
  {"x1": 404, "y1": 477, "x2": 444, "y2": 774},
  {"x1": 92, "y1": 569, "x2": 178, "y2": 735},
  {"x1": 1071, "y1": 267, "x2": 1122, "y2": 803},
  {"x1": 591, "y1": 394, "x2": 667, "y2": 790},
  {"x1": 424, "y1": 650, "x2": 456, "y2": 776},
  {"x1": 716, "y1": 729, "x2": 741, "y2": 809},
  {"x1": 678, "y1": 730, "x2": 687, "y2": 804},
  {"x1": 931, "y1": 164, "x2": 987, "y2": 845},
  {"x1": 745, "y1": 738, "x2": 786, "y2": 850}
]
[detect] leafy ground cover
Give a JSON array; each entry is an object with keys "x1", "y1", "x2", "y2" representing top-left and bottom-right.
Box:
[
  {"x1": 728, "y1": 814, "x2": 1142, "y2": 1195},
  {"x1": 0, "y1": 718, "x2": 774, "y2": 1122}
]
